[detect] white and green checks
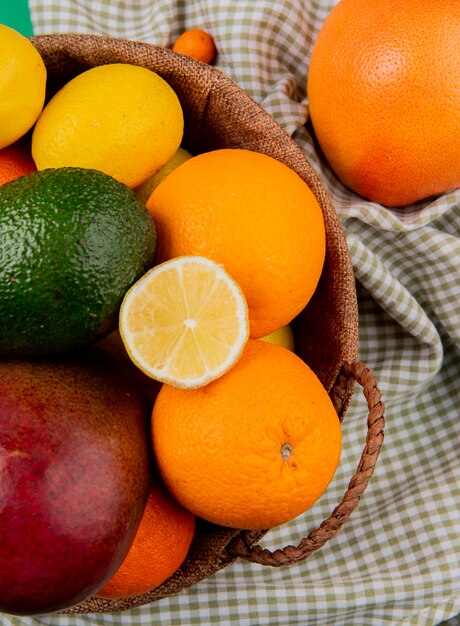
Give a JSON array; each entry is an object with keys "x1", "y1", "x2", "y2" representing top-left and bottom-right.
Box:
[{"x1": 3, "y1": 1, "x2": 460, "y2": 624}]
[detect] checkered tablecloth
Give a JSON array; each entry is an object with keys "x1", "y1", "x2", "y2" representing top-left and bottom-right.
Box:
[{"x1": 2, "y1": 1, "x2": 460, "y2": 624}]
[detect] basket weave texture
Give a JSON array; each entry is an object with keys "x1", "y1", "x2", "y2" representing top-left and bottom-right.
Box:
[{"x1": 29, "y1": 34, "x2": 384, "y2": 614}]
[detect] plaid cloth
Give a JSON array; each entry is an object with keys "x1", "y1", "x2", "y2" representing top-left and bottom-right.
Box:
[{"x1": 3, "y1": 1, "x2": 460, "y2": 624}]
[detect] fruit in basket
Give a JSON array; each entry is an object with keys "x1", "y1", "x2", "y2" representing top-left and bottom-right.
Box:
[
  {"x1": 172, "y1": 29, "x2": 217, "y2": 64},
  {"x1": 0, "y1": 25, "x2": 46, "y2": 149},
  {"x1": 260, "y1": 323, "x2": 295, "y2": 351},
  {"x1": 0, "y1": 349, "x2": 152, "y2": 615},
  {"x1": 147, "y1": 148, "x2": 326, "y2": 338},
  {"x1": 97, "y1": 476, "x2": 195, "y2": 599},
  {"x1": 134, "y1": 146, "x2": 193, "y2": 204},
  {"x1": 0, "y1": 167, "x2": 156, "y2": 356},
  {"x1": 0, "y1": 139, "x2": 36, "y2": 185},
  {"x1": 32, "y1": 63, "x2": 184, "y2": 188},
  {"x1": 152, "y1": 339, "x2": 342, "y2": 530},
  {"x1": 307, "y1": 0, "x2": 460, "y2": 207},
  {"x1": 119, "y1": 256, "x2": 249, "y2": 388}
]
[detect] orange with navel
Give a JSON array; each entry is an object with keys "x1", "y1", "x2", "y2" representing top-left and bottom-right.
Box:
[{"x1": 152, "y1": 339, "x2": 342, "y2": 530}]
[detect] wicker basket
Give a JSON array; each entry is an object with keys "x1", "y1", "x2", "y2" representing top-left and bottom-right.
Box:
[{"x1": 29, "y1": 33, "x2": 385, "y2": 614}]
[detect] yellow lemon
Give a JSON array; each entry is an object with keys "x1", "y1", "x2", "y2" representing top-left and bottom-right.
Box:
[
  {"x1": 0, "y1": 25, "x2": 46, "y2": 149},
  {"x1": 32, "y1": 63, "x2": 184, "y2": 188},
  {"x1": 120, "y1": 256, "x2": 249, "y2": 389},
  {"x1": 259, "y1": 324, "x2": 295, "y2": 351},
  {"x1": 134, "y1": 146, "x2": 192, "y2": 204}
]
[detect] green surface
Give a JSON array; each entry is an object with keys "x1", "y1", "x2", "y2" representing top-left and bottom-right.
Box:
[{"x1": 0, "y1": 0, "x2": 33, "y2": 36}]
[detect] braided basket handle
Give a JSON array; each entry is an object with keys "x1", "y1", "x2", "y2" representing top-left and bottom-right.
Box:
[{"x1": 225, "y1": 361, "x2": 385, "y2": 566}]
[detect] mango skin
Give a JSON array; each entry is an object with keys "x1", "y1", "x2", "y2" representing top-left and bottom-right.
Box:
[{"x1": 0, "y1": 349, "x2": 152, "y2": 615}]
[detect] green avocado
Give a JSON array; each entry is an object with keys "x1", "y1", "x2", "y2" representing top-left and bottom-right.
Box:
[{"x1": 0, "y1": 167, "x2": 156, "y2": 356}]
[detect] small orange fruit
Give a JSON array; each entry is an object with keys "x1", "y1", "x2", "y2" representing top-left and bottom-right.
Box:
[
  {"x1": 307, "y1": 0, "x2": 460, "y2": 207},
  {"x1": 147, "y1": 149, "x2": 326, "y2": 338},
  {"x1": 97, "y1": 477, "x2": 195, "y2": 599},
  {"x1": 152, "y1": 339, "x2": 342, "y2": 530},
  {"x1": 0, "y1": 139, "x2": 36, "y2": 185},
  {"x1": 172, "y1": 29, "x2": 217, "y2": 64}
]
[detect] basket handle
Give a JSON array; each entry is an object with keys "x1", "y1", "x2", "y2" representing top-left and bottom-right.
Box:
[{"x1": 225, "y1": 361, "x2": 385, "y2": 566}]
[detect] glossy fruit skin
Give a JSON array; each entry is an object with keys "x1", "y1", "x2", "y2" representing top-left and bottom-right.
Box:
[
  {"x1": 32, "y1": 63, "x2": 184, "y2": 189},
  {"x1": 0, "y1": 349, "x2": 152, "y2": 615},
  {"x1": 97, "y1": 477, "x2": 195, "y2": 599},
  {"x1": 0, "y1": 167, "x2": 156, "y2": 356},
  {"x1": 307, "y1": 0, "x2": 460, "y2": 207},
  {"x1": 172, "y1": 29, "x2": 217, "y2": 64},
  {"x1": 0, "y1": 139, "x2": 36, "y2": 185},
  {"x1": 147, "y1": 149, "x2": 325, "y2": 338},
  {"x1": 0, "y1": 25, "x2": 46, "y2": 149},
  {"x1": 152, "y1": 339, "x2": 342, "y2": 530},
  {"x1": 259, "y1": 324, "x2": 295, "y2": 351},
  {"x1": 134, "y1": 147, "x2": 193, "y2": 205}
]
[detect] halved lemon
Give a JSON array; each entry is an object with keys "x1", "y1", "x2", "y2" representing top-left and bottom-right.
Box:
[{"x1": 119, "y1": 256, "x2": 249, "y2": 388}]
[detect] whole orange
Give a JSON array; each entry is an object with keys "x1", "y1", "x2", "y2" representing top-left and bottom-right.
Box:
[
  {"x1": 0, "y1": 139, "x2": 36, "y2": 185},
  {"x1": 97, "y1": 477, "x2": 195, "y2": 599},
  {"x1": 172, "y1": 29, "x2": 217, "y2": 64},
  {"x1": 146, "y1": 148, "x2": 326, "y2": 338},
  {"x1": 152, "y1": 339, "x2": 342, "y2": 530},
  {"x1": 307, "y1": 0, "x2": 460, "y2": 207}
]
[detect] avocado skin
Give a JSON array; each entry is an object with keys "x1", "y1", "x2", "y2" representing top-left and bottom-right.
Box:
[
  {"x1": 0, "y1": 348, "x2": 152, "y2": 615},
  {"x1": 0, "y1": 167, "x2": 157, "y2": 356}
]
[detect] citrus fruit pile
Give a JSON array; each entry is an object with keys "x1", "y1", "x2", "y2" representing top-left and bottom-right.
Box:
[{"x1": 0, "y1": 24, "x2": 343, "y2": 613}]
